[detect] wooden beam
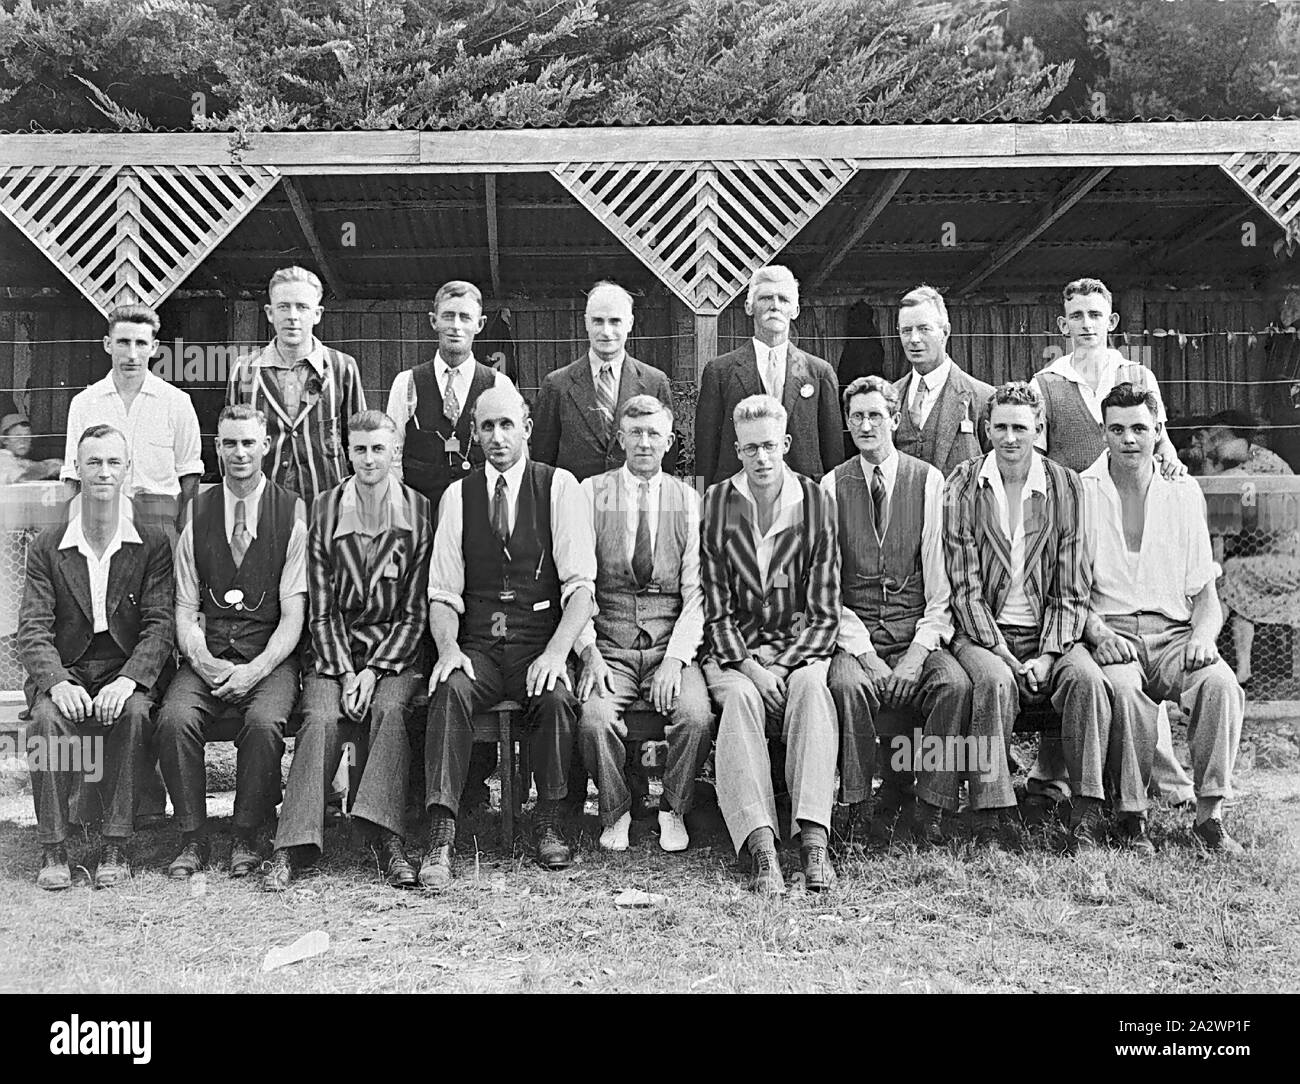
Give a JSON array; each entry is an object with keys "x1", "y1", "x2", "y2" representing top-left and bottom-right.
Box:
[
  {"x1": 805, "y1": 169, "x2": 909, "y2": 291},
  {"x1": 281, "y1": 177, "x2": 348, "y2": 301},
  {"x1": 484, "y1": 173, "x2": 502, "y2": 299},
  {"x1": 2, "y1": 122, "x2": 1298, "y2": 170},
  {"x1": 1132, "y1": 204, "x2": 1250, "y2": 275},
  {"x1": 954, "y1": 168, "x2": 1113, "y2": 295}
]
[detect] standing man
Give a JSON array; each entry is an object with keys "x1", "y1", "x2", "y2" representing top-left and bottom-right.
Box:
[
  {"x1": 385, "y1": 280, "x2": 514, "y2": 512},
  {"x1": 420, "y1": 386, "x2": 596, "y2": 888},
  {"x1": 1080, "y1": 384, "x2": 1245, "y2": 855},
  {"x1": 264, "y1": 411, "x2": 432, "y2": 891},
  {"x1": 576, "y1": 395, "x2": 714, "y2": 854},
  {"x1": 1027, "y1": 277, "x2": 1192, "y2": 818},
  {"x1": 701, "y1": 395, "x2": 841, "y2": 896},
  {"x1": 532, "y1": 281, "x2": 677, "y2": 482},
  {"x1": 20, "y1": 425, "x2": 174, "y2": 889},
  {"x1": 153, "y1": 406, "x2": 306, "y2": 879},
  {"x1": 226, "y1": 266, "x2": 366, "y2": 509},
  {"x1": 822, "y1": 377, "x2": 970, "y2": 845},
  {"x1": 62, "y1": 305, "x2": 203, "y2": 543},
  {"x1": 892, "y1": 285, "x2": 993, "y2": 479},
  {"x1": 943, "y1": 383, "x2": 1110, "y2": 848},
  {"x1": 695, "y1": 266, "x2": 843, "y2": 489}
]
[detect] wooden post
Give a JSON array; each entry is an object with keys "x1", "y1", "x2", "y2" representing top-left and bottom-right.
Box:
[
  {"x1": 694, "y1": 312, "x2": 718, "y2": 380},
  {"x1": 484, "y1": 173, "x2": 502, "y2": 300}
]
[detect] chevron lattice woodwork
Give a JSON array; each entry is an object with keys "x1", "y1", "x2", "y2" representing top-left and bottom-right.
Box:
[
  {"x1": 552, "y1": 159, "x2": 858, "y2": 314},
  {"x1": 1222, "y1": 152, "x2": 1300, "y2": 236},
  {"x1": 0, "y1": 163, "x2": 280, "y2": 315}
]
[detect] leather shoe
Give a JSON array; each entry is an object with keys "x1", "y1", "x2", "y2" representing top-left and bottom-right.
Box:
[
  {"x1": 373, "y1": 831, "x2": 417, "y2": 888},
  {"x1": 167, "y1": 838, "x2": 210, "y2": 879},
  {"x1": 37, "y1": 844, "x2": 72, "y2": 891},
  {"x1": 95, "y1": 842, "x2": 130, "y2": 888},
  {"x1": 1119, "y1": 814, "x2": 1155, "y2": 857},
  {"x1": 262, "y1": 848, "x2": 293, "y2": 892},
  {"x1": 748, "y1": 843, "x2": 785, "y2": 897},
  {"x1": 535, "y1": 824, "x2": 572, "y2": 870},
  {"x1": 229, "y1": 836, "x2": 261, "y2": 878},
  {"x1": 419, "y1": 844, "x2": 453, "y2": 891},
  {"x1": 912, "y1": 799, "x2": 945, "y2": 848},
  {"x1": 800, "y1": 843, "x2": 836, "y2": 892},
  {"x1": 1193, "y1": 817, "x2": 1245, "y2": 856}
]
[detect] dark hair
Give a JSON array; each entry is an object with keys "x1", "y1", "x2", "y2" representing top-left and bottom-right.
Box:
[
  {"x1": 77, "y1": 423, "x2": 127, "y2": 451},
  {"x1": 842, "y1": 374, "x2": 898, "y2": 417},
  {"x1": 617, "y1": 393, "x2": 673, "y2": 428},
  {"x1": 347, "y1": 409, "x2": 398, "y2": 435},
  {"x1": 217, "y1": 404, "x2": 268, "y2": 430},
  {"x1": 1100, "y1": 382, "x2": 1160, "y2": 421},
  {"x1": 106, "y1": 304, "x2": 160, "y2": 335},
  {"x1": 986, "y1": 381, "x2": 1043, "y2": 425}
]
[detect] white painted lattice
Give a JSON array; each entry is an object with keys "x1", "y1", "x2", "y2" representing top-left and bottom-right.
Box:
[
  {"x1": 0, "y1": 163, "x2": 280, "y2": 315},
  {"x1": 1222, "y1": 152, "x2": 1300, "y2": 235},
  {"x1": 552, "y1": 159, "x2": 858, "y2": 314}
]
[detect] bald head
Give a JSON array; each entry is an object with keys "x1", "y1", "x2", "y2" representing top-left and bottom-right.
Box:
[
  {"x1": 585, "y1": 281, "x2": 634, "y2": 364},
  {"x1": 473, "y1": 385, "x2": 532, "y2": 472}
]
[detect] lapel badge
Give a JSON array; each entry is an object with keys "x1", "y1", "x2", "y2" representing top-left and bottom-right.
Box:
[
  {"x1": 799, "y1": 383, "x2": 814, "y2": 398},
  {"x1": 224, "y1": 589, "x2": 244, "y2": 606}
]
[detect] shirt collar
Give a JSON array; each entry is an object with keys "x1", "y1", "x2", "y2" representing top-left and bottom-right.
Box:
[
  {"x1": 1044, "y1": 348, "x2": 1125, "y2": 386},
  {"x1": 435, "y1": 352, "x2": 476, "y2": 382},
  {"x1": 621, "y1": 464, "x2": 663, "y2": 493},
  {"x1": 732, "y1": 465, "x2": 803, "y2": 513},
  {"x1": 913, "y1": 357, "x2": 953, "y2": 392},
  {"x1": 258, "y1": 337, "x2": 327, "y2": 377},
  {"x1": 333, "y1": 476, "x2": 412, "y2": 539},
  {"x1": 858, "y1": 449, "x2": 898, "y2": 485},
  {"x1": 588, "y1": 350, "x2": 626, "y2": 379},
  {"x1": 59, "y1": 507, "x2": 140, "y2": 551},
  {"x1": 485, "y1": 453, "x2": 529, "y2": 496},
  {"x1": 752, "y1": 339, "x2": 790, "y2": 365},
  {"x1": 223, "y1": 476, "x2": 267, "y2": 539},
  {"x1": 978, "y1": 449, "x2": 1048, "y2": 496},
  {"x1": 94, "y1": 371, "x2": 165, "y2": 399}
]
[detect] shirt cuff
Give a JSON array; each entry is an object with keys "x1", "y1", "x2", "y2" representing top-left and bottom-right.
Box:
[{"x1": 429, "y1": 590, "x2": 465, "y2": 614}]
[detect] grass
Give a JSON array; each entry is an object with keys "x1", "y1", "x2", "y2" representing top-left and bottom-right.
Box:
[{"x1": 1, "y1": 726, "x2": 1298, "y2": 994}]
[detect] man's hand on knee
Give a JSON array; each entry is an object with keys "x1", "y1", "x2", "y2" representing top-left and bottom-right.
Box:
[
  {"x1": 526, "y1": 650, "x2": 572, "y2": 698},
  {"x1": 1183, "y1": 633, "x2": 1219, "y2": 672},
  {"x1": 1093, "y1": 634, "x2": 1136, "y2": 667},
  {"x1": 49, "y1": 681, "x2": 94, "y2": 724},
  {"x1": 577, "y1": 645, "x2": 614, "y2": 702},
  {"x1": 647, "y1": 657, "x2": 684, "y2": 715},
  {"x1": 91, "y1": 676, "x2": 137, "y2": 725}
]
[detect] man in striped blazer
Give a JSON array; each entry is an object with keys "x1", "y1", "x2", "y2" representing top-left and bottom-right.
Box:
[
  {"x1": 701, "y1": 394, "x2": 841, "y2": 896},
  {"x1": 943, "y1": 382, "x2": 1109, "y2": 849},
  {"x1": 265, "y1": 411, "x2": 432, "y2": 891},
  {"x1": 225, "y1": 266, "x2": 367, "y2": 509}
]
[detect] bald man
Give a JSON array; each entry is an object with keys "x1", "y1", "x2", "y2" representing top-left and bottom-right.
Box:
[{"x1": 531, "y1": 281, "x2": 678, "y2": 482}]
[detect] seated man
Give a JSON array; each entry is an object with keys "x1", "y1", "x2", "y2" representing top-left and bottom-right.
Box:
[
  {"x1": 265, "y1": 411, "x2": 432, "y2": 891},
  {"x1": 1080, "y1": 383, "x2": 1245, "y2": 855},
  {"x1": 19, "y1": 424, "x2": 174, "y2": 889},
  {"x1": 701, "y1": 394, "x2": 841, "y2": 896},
  {"x1": 822, "y1": 377, "x2": 971, "y2": 845},
  {"x1": 576, "y1": 395, "x2": 714, "y2": 854},
  {"x1": 154, "y1": 406, "x2": 306, "y2": 879},
  {"x1": 943, "y1": 382, "x2": 1109, "y2": 848},
  {"x1": 421, "y1": 386, "x2": 595, "y2": 888}
]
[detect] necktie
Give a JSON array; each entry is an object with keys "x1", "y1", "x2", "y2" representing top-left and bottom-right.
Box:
[
  {"x1": 909, "y1": 374, "x2": 926, "y2": 429},
  {"x1": 871, "y1": 466, "x2": 888, "y2": 539},
  {"x1": 231, "y1": 498, "x2": 251, "y2": 569},
  {"x1": 632, "y1": 480, "x2": 653, "y2": 587},
  {"x1": 595, "y1": 363, "x2": 617, "y2": 437},
  {"x1": 766, "y1": 348, "x2": 780, "y2": 398},
  {"x1": 492, "y1": 475, "x2": 510, "y2": 546},
  {"x1": 443, "y1": 367, "x2": 461, "y2": 424}
]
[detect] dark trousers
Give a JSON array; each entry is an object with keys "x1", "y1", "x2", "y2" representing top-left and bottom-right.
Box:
[
  {"x1": 425, "y1": 643, "x2": 578, "y2": 817},
  {"x1": 274, "y1": 668, "x2": 424, "y2": 855},
  {"x1": 153, "y1": 658, "x2": 299, "y2": 834},
  {"x1": 28, "y1": 656, "x2": 152, "y2": 845}
]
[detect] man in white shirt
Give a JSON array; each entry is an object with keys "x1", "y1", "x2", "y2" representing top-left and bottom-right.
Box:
[
  {"x1": 385, "y1": 280, "x2": 513, "y2": 511},
  {"x1": 576, "y1": 396, "x2": 714, "y2": 854},
  {"x1": 421, "y1": 386, "x2": 597, "y2": 886},
  {"x1": 1079, "y1": 383, "x2": 1245, "y2": 856},
  {"x1": 153, "y1": 406, "x2": 307, "y2": 880},
  {"x1": 62, "y1": 305, "x2": 203, "y2": 544},
  {"x1": 822, "y1": 376, "x2": 970, "y2": 846}
]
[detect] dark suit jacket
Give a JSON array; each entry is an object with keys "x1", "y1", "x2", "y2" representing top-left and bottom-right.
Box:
[
  {"x1": 19, "y1": 520, "x2": 175, "y2": 699},
  {"x1": 695, "y1": 343, "x2": 844, "y2": 488},
  {"x1": 531, "y1": 353, "x2": 677, "y2": 481},
  {"x1": 892, "y1": 361, "x2": 994, "y2": 479}
]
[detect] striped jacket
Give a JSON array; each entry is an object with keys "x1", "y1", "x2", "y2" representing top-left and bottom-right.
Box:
[
  {"x1": 701, "y1": 471, "x2": 840, "y2": 669},
  {"x1": 942, "y1": 452, "x2": 1090, "y2": 658},
  {"x1": 307, "y1": 479, "x2": 432, "y2": 678},
  {"x1": 226, "y1": 339, "x2": 367, "y2": 508}
]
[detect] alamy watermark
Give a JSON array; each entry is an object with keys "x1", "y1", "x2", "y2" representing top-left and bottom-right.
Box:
[
  {"x1": 0, "y1": 733, "x2": 103, "y2": 783},
  {"x1": 889, "y1": 728, "x2": 997, "y2": 779},
  {"x1": 147, "y1": 340, "x2": 262, "y2": 385}
]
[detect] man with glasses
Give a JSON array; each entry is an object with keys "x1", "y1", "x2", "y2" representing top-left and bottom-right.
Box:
[
  {"x1": 822, "y1": 376, "x2": 970, "y2": 845},
  {"x1": 575, "y1": 395, "x2": 714, "y2": 854},
  {"x1": 701, "y1": 394, "x2": 841, "y2": 895},
  {"x1": 153, "y1": 405, "x2": 307, "y2": 880}
]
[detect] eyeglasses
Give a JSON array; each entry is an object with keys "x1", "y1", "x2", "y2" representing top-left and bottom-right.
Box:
[
  {"x1": 737, "y1": 441, "x2": 782, "y2": 459},
  {"x1": 847, "y1": 411, "x2": 891, "y2": 427}
]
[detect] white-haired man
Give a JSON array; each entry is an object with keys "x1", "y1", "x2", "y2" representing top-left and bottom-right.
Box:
[{"x1": 695, "y1": 266, "x2": 844, "y2": 488}]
